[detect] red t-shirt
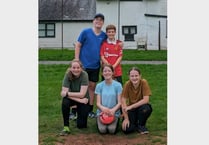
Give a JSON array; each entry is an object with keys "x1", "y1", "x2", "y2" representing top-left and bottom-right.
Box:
[{"x1": 100, "y1": 39, "x2": 123, "y2": 77}]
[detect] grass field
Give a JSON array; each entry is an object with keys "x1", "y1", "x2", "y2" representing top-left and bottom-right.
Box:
[
  {"x1": 39, "y1": 63, "x2": 167, "y2": 144},
  {"x1": 39, "y1": 49, "x2": 167, "y2": 61}
]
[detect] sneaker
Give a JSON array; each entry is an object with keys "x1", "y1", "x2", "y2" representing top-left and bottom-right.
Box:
[
  {"x1": 137, "y1": 125, "x2": 149, "y2": 134},
  {"x1": 59, "y1": 126, "x2": 70, "y2": 136},
  {"x1": 69, "y1": 113, "x2": 77, "y2": 120},
  {"x1": 88, "y1": 111, "x2": 96, "y2": 118}
]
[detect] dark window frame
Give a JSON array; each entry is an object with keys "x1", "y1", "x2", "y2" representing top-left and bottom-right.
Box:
[
  {"x1": 39, "y1": 23, "x2": 55, "y2": 38},
  {"x1": 122, "y1": 25, "x2": 137, "y2": 41}
]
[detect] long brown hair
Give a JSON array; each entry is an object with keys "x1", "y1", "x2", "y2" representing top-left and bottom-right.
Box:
[{"x1": 67, "y1": 59, "x2": 83, "y2": 81}]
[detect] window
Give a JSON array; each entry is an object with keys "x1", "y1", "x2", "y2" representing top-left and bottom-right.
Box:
[
  {"x1": 122, "y1": 26, "x2": 137, "y2": 41},
  {"x1": 39, "y1": 23, "x2": 55, "y2": 38}
]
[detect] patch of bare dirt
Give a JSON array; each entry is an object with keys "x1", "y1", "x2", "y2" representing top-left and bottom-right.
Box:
[{"x1": 56, "y1": 132, "x2": 167, "y2": 145}]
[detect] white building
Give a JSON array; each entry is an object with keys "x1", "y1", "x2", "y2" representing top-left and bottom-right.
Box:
[{"x1": 39, "y1": 0, "x2": 167, "y2": 50}]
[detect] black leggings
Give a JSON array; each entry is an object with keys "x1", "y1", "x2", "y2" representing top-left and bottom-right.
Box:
[
  {"x1": 62, "y1": 97, "x2": 90, "y2": 128},
  {"x1": 123, "y1": 104, "x2": 152, "y2": 134}
]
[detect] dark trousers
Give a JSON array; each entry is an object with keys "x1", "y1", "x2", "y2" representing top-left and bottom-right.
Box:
[
  {"x1": 62, "y1": 97, "x2": 90, "y2": 128},
  {"x1": 123, "y1": 104, "x2": 152, "y2": 134}
]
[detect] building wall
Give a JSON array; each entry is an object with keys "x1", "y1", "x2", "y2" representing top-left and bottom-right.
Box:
[
  {"x1": 146, "y1": 0, "x2": 167, "y2": 15},
  {"x1": 39, "y1": 0, "x2": 167, "y2": 50},
  {"x1": 96, "y1": 0, "x2": 167, "y2": 50},
  {"x1": 39, "y1": 22, "x2": 92, "y2": 48},
  {"x1": 145, "y1": 0, "x2": 167, "y2": 50},
  {"x1": 119, "y1": 1, "x2": 147, "y2": 49}
]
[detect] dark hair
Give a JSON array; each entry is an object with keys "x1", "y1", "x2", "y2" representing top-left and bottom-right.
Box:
[
  {"x1": 67, "y1": 59, "x2": 83, "y2": 81},
  {"x1": 106, "y1": 24, "x2": 116, "y2": 32},
  {"x1": 94, "y1": 13, "x2": 105, "y2": 21},
  {"x1": 128, "y1": 67, "x2": 141, "y2": 75}
]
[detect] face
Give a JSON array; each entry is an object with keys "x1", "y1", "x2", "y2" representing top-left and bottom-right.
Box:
[
  {"x1": 70, "y1": 62, "x2": 82, "y2": 77},
  {"x1": 129, "y1": 70, "x2": 141, "y2": 85},
  {"x1": 106, "y1": 29, "x2": 116, "y2": 40},
  {"x1": 93, "y1": 17, "x2": 104, "y2": 29},
  {"x1": 102, "y1": 66, "x2": 113, "y2": 80}
]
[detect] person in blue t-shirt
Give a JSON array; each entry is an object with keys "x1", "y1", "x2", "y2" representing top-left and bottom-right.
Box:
[
  {"x1": 74, "y1": 13, "x2": 107, "y2": 118},
  {"x1": 95, "y1": 64, "x2": 122, "y2": 134}
]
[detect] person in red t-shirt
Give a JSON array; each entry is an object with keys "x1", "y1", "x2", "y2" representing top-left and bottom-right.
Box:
[{"x1": 100, "y1": 24, "x2": 123, "y2": 85}]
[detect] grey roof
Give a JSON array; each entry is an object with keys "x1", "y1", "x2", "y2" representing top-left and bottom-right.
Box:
[{"x1": 39, "y1": 0, "x2": 96, "y2": 21}]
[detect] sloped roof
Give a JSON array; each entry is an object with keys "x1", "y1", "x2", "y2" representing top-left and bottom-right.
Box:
[{"x1": 39, "y1": 0, "x2": 96, "y2": 21}]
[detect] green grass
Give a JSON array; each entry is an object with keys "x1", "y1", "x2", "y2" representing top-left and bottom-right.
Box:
[
  {"x1": 39, "y1": 49, "x2": 167, "y2": 144},
  {"x1": 39, "y1": 64, "x2": 167, "y2": 144},
  {"x1": 38, "y1": 49, "x2": 167, "y2": 61}
]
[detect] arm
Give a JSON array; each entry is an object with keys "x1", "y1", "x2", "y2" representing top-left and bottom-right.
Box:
[
  {"x1": 112, "y1": 56, "x2": 122, "y2": 69},
  {"x1": 121, "y1": 96, "x2": 130, "y2": 130},
  {"x1": 100, "y1": 43, "x2": 109, "y2": 65},
  {"x1": 96, "y1": 94, "x2": 112, "y2": 114},
  {"x1": 61, "y1": 86, "x2": 88, "y2": 104},
  {"x1": 121, "y1": 96, "x2": 129, "y2": 120},
  {"x1": 112, "y1": 43, "x2": 123, "y2": 69},
  {"x1": 101, "y1": 56, "x2": 109, "y2": 65},
  {"x1": 124, "y1": 96, "x2": 149, "y2": 112},
  {"x1": 69, "y1": 97, "x2": 88, "y2": 104},
  {"x1": 109, "y1": 93, "x2": 121, "y2": 116},
  {"x1": 67, "y1": 85, "x2": 88, "y2": 99},
  {"x1": 60, "y1": 87, "x2": 69, "y2": 97},
  {"x1": 74, "y1": 41, "x2": 81, "y2": 60}
]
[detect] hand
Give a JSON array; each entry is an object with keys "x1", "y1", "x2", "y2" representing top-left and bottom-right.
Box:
[
  {"x1": 122, "y1": 119, "x2": 130, "y2": 131},
  {"x1": 123, "y1": 106, "x2": 131, "y2": 112},
  {"x1": 61, "y1": 91, "x2": 67, "y2": 98},
  {"x1": 123, "y1": 107, "x2": 128, "y2": 112},
  {"x1": 109, "y1": 109, "x2": 115, "y2": 116},
  {"x1": 112, "y1": 64, "x2": 116, "y2": 69},
  {"x1": 119, "y1": 42, "x2": 124, "y2": 48},
  {"x1": 102, "y1": 108, "x2": 111, "y2": 115},
  {"x1": 81, "y1": 98, "x2": 88, "y2": 104}
]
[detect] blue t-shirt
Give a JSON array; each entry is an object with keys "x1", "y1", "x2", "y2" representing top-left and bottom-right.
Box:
[
  {"x1": 77, "y1": 28, "x2": 107, "y2": 69},
  {"x1": 95, "y1": 80, "x2": 122, "y2": 117}
]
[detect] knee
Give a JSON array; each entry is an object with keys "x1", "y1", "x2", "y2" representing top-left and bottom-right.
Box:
[
  {"x1": 98, "y1": 127, "x2": 107, "y2": 134},
  {"x1": 108, "y1": 127, "x2": 117, "y2": 134},
  {"x1": 77, "y1": 119, "x2": 87, "y2": 128},
  {"x1": 89, "y1": 82, "x2": 96, "y2": 90},
  {"x1": 122, "y1": 124, "x2": 136, "y2": 134},
  {"x1": 122, "y1": 128, "x2": 133, "y2": 134},
  {"x1": 141, "y1": 104, "x2": 152, "y2": 114},
  {"x1": 109, "y1": 130, "x2": 116, "y2": 134},
  {"x1": 62, "y1": 98, "x2": 70, "y2": 108}
]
